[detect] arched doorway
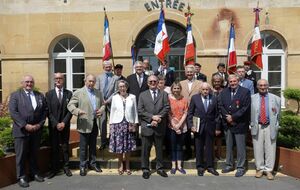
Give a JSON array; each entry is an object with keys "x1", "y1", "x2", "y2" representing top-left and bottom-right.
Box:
[
  {"x1": 247, "y1": 30, "x2": 286, "y2": 107},
  {"x1": 135, "y1": 21, "x2": 192, "y2": 80},
  {"x1": 50, "y1": 36, "x2": 85, "y2": 92}
]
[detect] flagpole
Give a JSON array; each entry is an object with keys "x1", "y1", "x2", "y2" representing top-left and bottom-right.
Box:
[
  {"x1": 184, "y1": 4, "x2": 195, "y2": 66},
  {"x1": 103, "y1": 7, "x2": 115, "y2": 69}
]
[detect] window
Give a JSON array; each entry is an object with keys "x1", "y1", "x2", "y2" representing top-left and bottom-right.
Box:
[
  {"x1": 51, "y1": 37, "x2": 85, "y2": 92},
  {"x1": 247, "y1": 31, "x2": 286, "y2": 107},
  {"x1": 135, "y1": 21, "x2": 192, "y2": 80}
]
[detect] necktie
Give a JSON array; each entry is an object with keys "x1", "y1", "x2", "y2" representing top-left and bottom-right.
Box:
[
  {"x1": 204, "y1": 96, "x2": 209, "y2": 112},
  {"x1": 138, "y1": 75, "x2": 142, "y2": 88},
  {"x1": 103, "y1": 73, "x2": 109, "y2": 98},
  {"x1": 58, "y1": 89, "x2": 62, "y2": 104},
  {"x1": 231, "y1": 89, "x2": 236, "y2": 100},
  {"x1": 260, "y1": 95, "x2": 267, "y2": 124},
  {"x1": 152, "y1": 90, "x2": 157, "y2": 101},
  {"x1": 27, "y1": 92, "x2": 33, "y2": 108}
]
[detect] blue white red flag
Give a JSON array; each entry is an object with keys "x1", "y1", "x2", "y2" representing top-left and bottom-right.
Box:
[
  {"x1": 184, "y1": 20, "x2": 195, "y2": 65},
  {"x1": 102, "y1": 13, "x2": 112, "y2": 61},
  {"x1": 227, "y1": 23, "x2": 237, "y2": 74},
  {"x1": 154, "y1": 9, "x2": 170, "y2": 63}
]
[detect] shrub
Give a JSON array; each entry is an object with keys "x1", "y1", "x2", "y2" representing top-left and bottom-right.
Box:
[
  {"x1": 40, "y1": 126, "x2": 50, "y2": 147},
  {"x1": 0, "y1": 127, "x2": 14, "y2": 148},
  {"x1": 0, "y1": 148, "x2": 5, "y2": 158},
  {"x1": 278, "y1": 112, "x2": 300, "y2": 149},
  {"x1": 283, "y1": 88, "x2": 300, "y2": 114},
  {"x1": 0, "y1": 117, "x2": 12, "y2": 131}
]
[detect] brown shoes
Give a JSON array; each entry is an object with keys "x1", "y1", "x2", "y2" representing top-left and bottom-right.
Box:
[
  {"x1": 266, "y1": 171, "x2": 274, "y2": 180},
  {"x1": 255, "y1": 170, "x2": 263, "y2": 178}
]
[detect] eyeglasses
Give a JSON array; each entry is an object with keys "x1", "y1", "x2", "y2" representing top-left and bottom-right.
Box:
[
  {"x1": 149, "y1": 80, "x2": 157, "y2": 83},
  {"x1": 55, "y1": 77, "x2": 63, "y2": 80},
  {"x1": 25, "y1": 81, "x2": 34, "y2": 83}
]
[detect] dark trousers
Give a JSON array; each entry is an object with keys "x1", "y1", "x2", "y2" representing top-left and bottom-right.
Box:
[
  {"x1": 184, "y1": 129, "x2": 192, "y2": 153},
  {"x1": 141, "y1": 134, "x2": 164, "y2": 171},
  {"x1": 195, "y1": 129, "x2": 215, "y2": 169},
  {"x1": 49, "y1": 126, "x2": 70, "y2": 172},
  {"x1": 14, "y1": 132, "x2": 41, "y2": 179},
  {"x1": 100, "y1": 107, "x2": 109, "y2": 146},
  {"x1": 79, "y1": 121, "x2": 98, "y2": 168},
  {"x1": 169, "y1": 130, "x2": 184, "y2": 161},
  {"x1": 224, "y1": 130, "x2": 246, "y2": 169}
]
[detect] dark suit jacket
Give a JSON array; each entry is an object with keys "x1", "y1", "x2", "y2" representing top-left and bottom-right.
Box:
[
  {"x1": 154, "y1": 69, "x2": 175, "y2": 86},
  {"x1": 45, "y1": 88, "x2": 73, "y2": 128},
  {"x1": 218, "y1": 86, "x2": 251, "y2": 134},
  {"x1": 9, "y1": 89, "x2": 47, "y2": 138},
  {"x1": 195, "y1": 73, "x2": 207, "y2": 82},
  {"x1": 127, "y1": 73, "x2": 149, "y2": 103},
  {"x1": 138, "y1": 89, "x2": 170, "y2": 136},
  {"x1": 187, "y1": 94, "x2": 219, "y2": 136}
]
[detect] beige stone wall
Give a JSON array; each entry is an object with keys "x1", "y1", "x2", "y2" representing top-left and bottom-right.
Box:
[{"x1": 0, "y1": 1, "x2": 300, "y2": 102}]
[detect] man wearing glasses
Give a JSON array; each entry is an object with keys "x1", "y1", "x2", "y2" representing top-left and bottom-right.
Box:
[
  {"x1": 138, "y1": 75, "x2": 170, "y2": 179},
  {"x1": 46, "y1": 73, "x2": 73, "y2": 178},
  {"x1": 9, "y1": 75, "x2": 47, "y2": 188}
]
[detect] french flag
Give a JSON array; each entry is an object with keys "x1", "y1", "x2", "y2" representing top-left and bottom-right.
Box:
[
  {"x1": 184, "y1": 22, "x2": 195, "y2": 65},
  {"x1": 251, "y1": 9, "x2": 263, "y2": 69},
  {"x1": 102, "y1": 13, "x2": 112, "y2": 61},
  {"x1": 227, "y1": 23, "x2": 237, "y2": 74},
  {"x1": 154, "y1": 9, "x2": 170, "y2": 63}
]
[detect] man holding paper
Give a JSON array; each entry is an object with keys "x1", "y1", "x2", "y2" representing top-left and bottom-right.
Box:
[{"x1": 187, "y1": 82, "x2": 221, "y2": 176}]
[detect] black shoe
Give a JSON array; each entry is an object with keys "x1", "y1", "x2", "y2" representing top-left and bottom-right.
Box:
[
  {"x1": 235, "y1": 169, "x2": 245, "y2": 177},
  {"x1": 47, "y1": 171, "x2": 56, "y2": 179},
  {"x1": 33, "y1": 174, "x2": 44, "y2": 182},
  {"x1": 157, "y1": 170, "x2": 168, "y2": 177},
  {"x1": 64, "y1": 168, "x2": 72, "y2": 177},
  {"x1": 18, "y1": 178, "x2": 29, "y2": 188},
  {"x1": 221, "y1": 167, "x2": 234, "y2": 173},
  {"x1": 207, "y1": 168, "x2": 219, "y2": 176},
  {"x1": 89, "y1": 165, "x2": 102, "y2": 173},
  {"x1": 80, "y1": 167, "x2": 87, "y2": 176},
  {"x1": 142, "y1": 171, "x2": 150, "y2": 179},
  {"x1": 197, "y1": 168, "x2": 205, "y2": 176}
]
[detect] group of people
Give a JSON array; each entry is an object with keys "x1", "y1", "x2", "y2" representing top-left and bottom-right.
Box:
[{"x1": 8, "y1": 59, "x2": 281, "y2": 188}]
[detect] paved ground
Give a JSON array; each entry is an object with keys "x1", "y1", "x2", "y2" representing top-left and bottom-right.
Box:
[{"x1": 3, "y1": 169, "x2": 300, "y2": 190}]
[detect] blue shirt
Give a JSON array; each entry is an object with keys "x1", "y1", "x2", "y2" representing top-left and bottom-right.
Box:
[{"x1": 86, "y1": 87, "x2": 96, "y2": 114}]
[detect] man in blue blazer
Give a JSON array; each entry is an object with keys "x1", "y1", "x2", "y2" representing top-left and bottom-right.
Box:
[
  {"x1": 187, "y1": 82, "x2": 220, "y2": 176},
  {"x1": 9, "y1": 75, "x2": 47, "y2": 188},
  {"x1": 218, "y1": 74, "x2": 251, "y2": 177}
]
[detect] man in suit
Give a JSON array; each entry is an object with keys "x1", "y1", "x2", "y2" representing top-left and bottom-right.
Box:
[
  {"x1": 143, "y1": 59, "x2": 154, "y2": 76},
  {"x1": 236, "y1": 65, "x2": 255, "y2": 95},
  {"x1": 180, "y1": 65, "x2": 202, "y2": 160},
  {"x1": 46, "y1": 72, "x2": 73, "y2": 178},
  {"x1": 9, "y1": 75, "x2": 47, "y2": 188},
  {"x1": 187, "y1": 82, "x2": 220, "y2": 176},
  {"x1": 218, "y1": 74, "x2": 251, "y2": 177},
  {"x1": 95, "y1": 61, "x2": 118, "y2": 149},
  {"x1": 68, "y1": 74, "x2": 105, "y2": 176},
  {"x1": 244, "y1": 61, "x2": 257, "y2": 93},
  {"x1": 154, "y1": 59, "x2": 175, "y2": 87},
  {"x1": 212, "y1": 63, "x2": 228, "y2": 87},
  {"x1": 194, "y1": 63, "x2": 207, "y2": 82},
  {"x1": 138, "y1": 75, "x2": 170, "y2": 179},
  {"x1": 250, "y1": 79, "x2": 281, "y2": 180},
  {"x1": 127, "y1": 61, "x2": 149, "y2": 103}
]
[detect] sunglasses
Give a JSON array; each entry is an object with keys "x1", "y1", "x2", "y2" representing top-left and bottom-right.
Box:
[{"x1": 149, "y1": 80, "x2": 157, "y2": 83}]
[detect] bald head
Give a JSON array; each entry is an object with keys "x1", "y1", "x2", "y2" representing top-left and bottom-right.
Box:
[
  {"x1": 21, "y1": 75, "x2": 35, "y2": 92},
  {"x1": 85, "y1": 74, "x2": 96, "y2": 89},
  {"x1": 200, "y1": 82, "x2": 211, "y2": 97}
]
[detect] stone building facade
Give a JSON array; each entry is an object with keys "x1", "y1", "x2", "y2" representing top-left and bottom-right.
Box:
[{"x1": 0, "y1": 0, "x2": 299, "y2": 107}]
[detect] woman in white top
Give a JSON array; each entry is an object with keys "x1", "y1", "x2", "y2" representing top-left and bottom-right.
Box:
[{"x1": 109, "y1": 80, "x2": 138, "y2": 175}]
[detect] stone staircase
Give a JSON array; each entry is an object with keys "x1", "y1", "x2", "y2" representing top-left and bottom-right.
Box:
[{"x1": 69, "y1": 145, "x2": 256, "y2": 170}]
